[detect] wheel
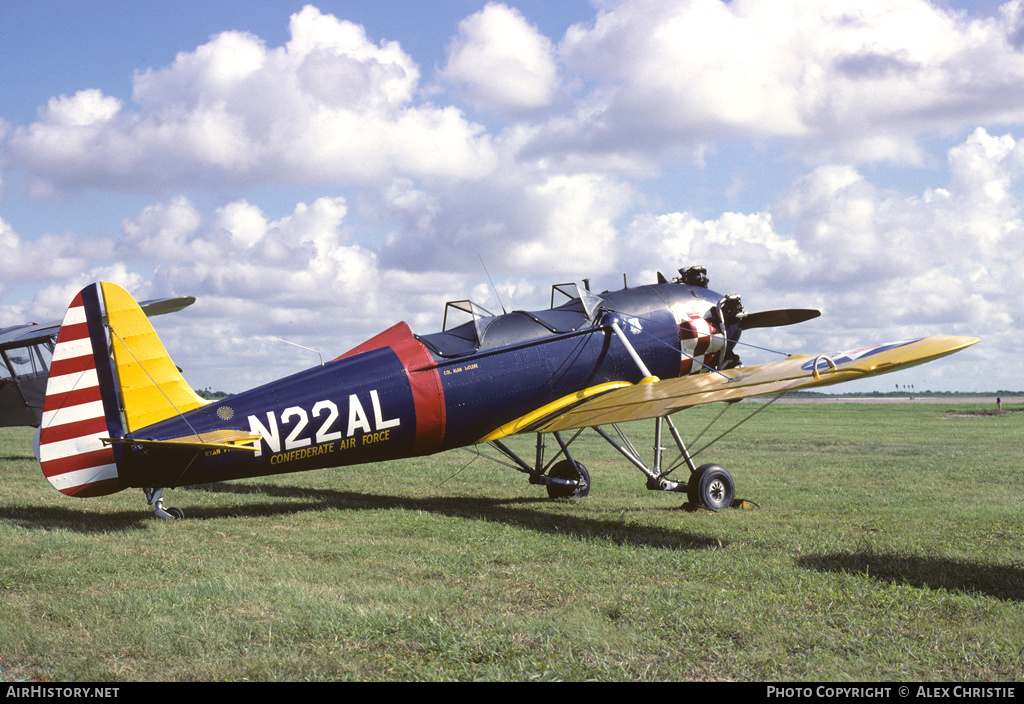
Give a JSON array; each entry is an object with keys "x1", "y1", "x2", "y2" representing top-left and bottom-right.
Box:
[
  {"x1": 166, "y1": 506, "x2": 185, "y2": 520},
  {"x1": 687, "y1": 463, "x2": 735, "y2": 510},
  {"x1": 546, "y1": 459, "x2": 591, "y2": 499}
]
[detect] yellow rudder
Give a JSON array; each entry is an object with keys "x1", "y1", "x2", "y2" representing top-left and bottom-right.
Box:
[{"x1": 101, "y1": 282, "x2": 208, "y2": 432}]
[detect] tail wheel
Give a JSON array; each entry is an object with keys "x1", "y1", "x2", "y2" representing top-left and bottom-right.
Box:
[
  {"x1": 546, "y1": 459, "x2": 591, "y2": 499},
  {"x1": 688, "y1": 463, "x2": 735, "y2": 510}
]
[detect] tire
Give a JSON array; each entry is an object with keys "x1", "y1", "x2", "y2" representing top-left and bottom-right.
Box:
[
  {"x1": 687, "y1": 463, "x2": 735, "y2": 510},
  {"x1": 546, "y1": 459, "x2": 591, "y2": 499}
]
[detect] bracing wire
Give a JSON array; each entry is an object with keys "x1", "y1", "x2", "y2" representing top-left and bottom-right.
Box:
[
  {"x1": 659, "y1": 393, "x2": 787, "y2": 476},
  {"x1": 108, "y1": 326, "x2": 201, "y2": 439},
  {"x1": 479, "y1": 254, "x2": 507, "y2": 315},
  {"x1": 436, "y1": 452, "x2": 481, "y2": 489},
  {"x1": 686, "y1": 393, "x2": 786, "y2": 461}
]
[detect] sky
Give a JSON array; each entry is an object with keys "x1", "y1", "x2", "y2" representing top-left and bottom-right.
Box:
[{"x1": 1, "y1": 0, "x2": 1020, "y2": 394}]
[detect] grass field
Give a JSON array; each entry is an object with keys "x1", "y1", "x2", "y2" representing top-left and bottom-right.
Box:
[{"x1": 1, "y1": 402, "x2": 1021, "y2": 682}]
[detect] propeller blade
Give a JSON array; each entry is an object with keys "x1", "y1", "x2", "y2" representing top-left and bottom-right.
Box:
[{"x1": 739, "y1": 309, "x2": 820, "y2": 329}]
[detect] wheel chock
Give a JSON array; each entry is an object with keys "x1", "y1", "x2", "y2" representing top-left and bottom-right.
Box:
[{"x1": 732, "y1": 498, "x2": 760, "y2": 510}]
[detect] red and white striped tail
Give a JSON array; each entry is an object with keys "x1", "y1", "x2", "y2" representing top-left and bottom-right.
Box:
[{"x1": 37, "y1": 286, "x2": 123, "y2": 497}]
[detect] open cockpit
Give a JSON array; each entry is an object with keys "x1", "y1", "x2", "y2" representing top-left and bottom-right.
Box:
[{"x1": 416, "y1": 283, "x2": 605, "y2": 358}]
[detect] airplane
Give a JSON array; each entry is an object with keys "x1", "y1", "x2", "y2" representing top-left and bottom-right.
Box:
[
  {"x1": 33, "y1": 267, "x2": 977, "y2": 519},
  {"x1": 0, "y1": 295, "x2": 196, "y2": 429}
]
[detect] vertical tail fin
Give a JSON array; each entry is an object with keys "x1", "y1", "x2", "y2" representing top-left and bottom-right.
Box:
[{"x1": 37, "y1": 282, "x2": 205, "y2": 497}]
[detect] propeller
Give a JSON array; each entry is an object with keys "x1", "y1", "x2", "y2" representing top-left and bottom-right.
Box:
[
  {"x1": 654, "y1": 270, "x2": 819, "y2": 330},
  {"x1": 738, "y1": 309, "x2": 820, "y2": 330}
]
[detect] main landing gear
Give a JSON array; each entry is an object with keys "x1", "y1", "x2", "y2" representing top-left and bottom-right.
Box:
[
  {"x1": 145, "y1": 487, "x2": 185, "y2": 520},
  {"x1": 488, "y1": 430, "x2": 594, "y2": 500},
  {"x1": 545, "y1": 459, "x2": 591, "y2": 499},
  {"x1": 487, "y1": 414, "x2": 742, "y2": 511},
  {"x1": 686, "y1": 463, "x2": 735, "y2": 511}
]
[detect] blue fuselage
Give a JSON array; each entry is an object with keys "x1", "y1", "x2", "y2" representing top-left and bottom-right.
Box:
[{"x1": 121, "y1": 282, "x2": 732, "y2": 489}]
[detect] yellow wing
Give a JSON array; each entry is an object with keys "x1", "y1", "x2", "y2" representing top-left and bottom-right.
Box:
[{"x1": 484, "y1": 335, "x2": 978, "y2": 439}]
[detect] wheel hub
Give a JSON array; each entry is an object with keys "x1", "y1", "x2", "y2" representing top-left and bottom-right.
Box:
[{"x1": 708, "y1": 479, "x2": 726, "y2": 502}]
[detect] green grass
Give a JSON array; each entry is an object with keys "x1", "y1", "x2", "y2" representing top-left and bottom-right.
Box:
[{"x1": 1, "y1": 402, "x2": 1022, "y2": 681}]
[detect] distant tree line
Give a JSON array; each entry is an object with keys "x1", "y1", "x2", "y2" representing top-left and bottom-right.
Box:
[
  {"x1": 195, "y1": 388, "x2": 232, "y2": 400},
  {"x1": 789, "y1": 390, "x2": 1022, "y2": 398}
]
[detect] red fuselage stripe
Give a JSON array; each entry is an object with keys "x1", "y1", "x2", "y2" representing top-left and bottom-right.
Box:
[{"x1": 337, "y1": 322, "x2": 446, "y2": 453}]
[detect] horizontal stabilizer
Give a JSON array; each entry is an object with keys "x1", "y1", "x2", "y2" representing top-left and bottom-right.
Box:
[{"x1": 102, "y1": 429, "x2": 262, "y2": 452}]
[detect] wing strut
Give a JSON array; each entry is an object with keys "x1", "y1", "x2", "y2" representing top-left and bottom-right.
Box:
[
  {"x1": 603, "y1": 315, "x2": 659, "y2": 383},
  {"x1": 591, "y1": 418, "x2": 690, "y2": 492},
  {"x1": 478, "y1": 430, "x2": 592, "y2": 498}
]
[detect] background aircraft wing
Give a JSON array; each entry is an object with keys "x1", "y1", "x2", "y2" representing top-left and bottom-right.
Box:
[
  {"x1": 137, "y1": 295, "x2": 197, "y2": 318},
  {"x1": 516, "y1": 335, "x2": 979, "y2": 435},
  {"x1": 0, "y1": 323, "x2": 62, "y2": 350},
  {"x1": 0, "y1": 296, "x2": 195, "y2": 352}
]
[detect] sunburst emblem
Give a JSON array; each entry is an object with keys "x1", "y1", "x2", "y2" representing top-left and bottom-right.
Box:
[{"x1": 217, "y1": 406, "x2": 235, "y2": 421}]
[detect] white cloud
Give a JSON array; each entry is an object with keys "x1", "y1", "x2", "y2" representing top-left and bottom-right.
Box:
[
  {"x1": 440, "y1": 2, "x2": 562, "y2": 116},
  {"x1": 0, "y1": 217, "x2": 111, "y2": 297},
  {"x1": 120, "y1": 195, "x2": 370, "y2": 303},
  {"x1": 375, "y1": 164, "x2": 637, "y2": 281},
  {"x1": 41, "y1": 89, "x2": 122, "y2": 128},
  {"x1": 3, "y1": 5, "x2": 496, "y2": 194},
  {"x1": 4, "y1": 122, "x2": 1017, "y2": 391},
  {"x1": 547, "y1": 0, "x2": 1024, "y2": 165}
]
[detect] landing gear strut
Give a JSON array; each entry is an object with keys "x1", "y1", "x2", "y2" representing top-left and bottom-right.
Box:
[
  {"x1": 145, "y1": 488, "x2": 185, "y2": 520},
  {"x1": 586, "y1": 395, "x2": 785, "y2": 509},
  {"x1": 488, "y1": 431, "x2": 593, "y2": 499},
  {"x1": 485, "y1": 416, "x2": 740, "y2": 510},
  {"x1": 591, "y1": 416, "x2": 738, "y2": 509}
]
